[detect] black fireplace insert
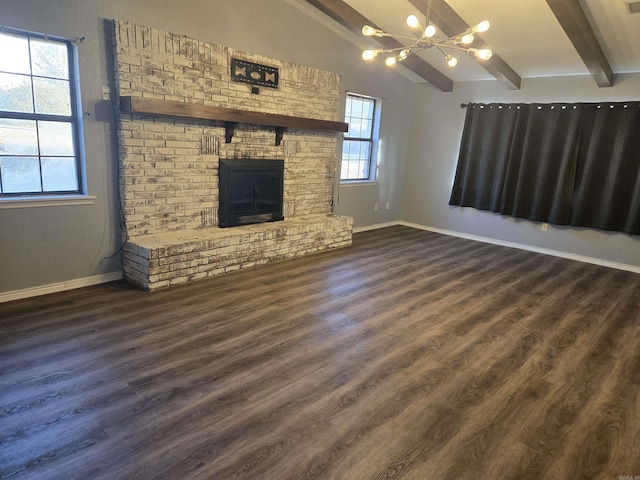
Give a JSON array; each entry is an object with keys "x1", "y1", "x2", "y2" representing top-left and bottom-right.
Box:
[{"x1": 218, "y1": 158, "x2": 284, "y2": 228}]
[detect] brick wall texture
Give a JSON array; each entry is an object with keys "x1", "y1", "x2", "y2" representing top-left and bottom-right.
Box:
[
  {"x1": 113, "y1": 20, "x2": 353, "y2": 290},
  {"x1": 114, "y1": 20, "x2": 343, "y2": 237}
]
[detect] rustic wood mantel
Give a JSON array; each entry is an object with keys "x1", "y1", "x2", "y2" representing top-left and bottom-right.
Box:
[{"x1": 119, "y1": 96, "x2": 349, "y2": 146}]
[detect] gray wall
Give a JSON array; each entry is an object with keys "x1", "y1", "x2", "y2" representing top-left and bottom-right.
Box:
[
  {"x1": 0, "y1": 0, "x2": 414, "y2": 294},
  {"x1": 402, "y1": 74, "x2": 640, "y2": 267}
]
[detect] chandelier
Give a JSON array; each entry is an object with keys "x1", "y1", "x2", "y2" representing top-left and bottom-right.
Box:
[{"x1": 361, "y1": 0, "x2": 492, "y2": 68}]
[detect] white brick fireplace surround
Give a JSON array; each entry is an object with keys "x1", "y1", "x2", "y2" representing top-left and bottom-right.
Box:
[{"x1": 113, "y1": 21, "x2": 352, "y2": 290}]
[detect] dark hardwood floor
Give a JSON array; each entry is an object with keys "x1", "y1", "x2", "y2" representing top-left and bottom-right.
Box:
[{"x1": 1, "y1": 226, "x2": 639, "y2": 480}]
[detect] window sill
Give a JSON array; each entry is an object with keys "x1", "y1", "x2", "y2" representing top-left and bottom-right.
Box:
[
  {"x1": 0, "y1": 195, "x2": 96, "y2": 209},
  {"x1": 340, "y1": 181, "x2": 378, "y2": 187}
]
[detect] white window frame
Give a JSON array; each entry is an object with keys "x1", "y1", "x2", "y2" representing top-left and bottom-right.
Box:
[
  {"x1": 0, "y1": 26, "x2": 87, "y2": 204},
  {"x1": 340, "y1": 92, "x2": 381, "y2": 184}
]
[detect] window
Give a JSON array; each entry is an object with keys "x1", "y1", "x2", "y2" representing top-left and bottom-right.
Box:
[
  {"x1": 341, "y1": 93, "x2": 380, "y2": 182},
  {"x1": 0, "y1": 28, "x2": 84, "y2": 196}
]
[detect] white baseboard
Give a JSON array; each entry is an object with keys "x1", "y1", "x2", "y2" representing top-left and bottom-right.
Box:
[
  {"x1": 353, "y1": 222, "x2": 399, "y2": 233},
  {"x1": 354, "y1": 220, "x2": 640, "y2": 274},
  {"x1": 0, "y1": 271, "x2": 123, "y2": 304}
]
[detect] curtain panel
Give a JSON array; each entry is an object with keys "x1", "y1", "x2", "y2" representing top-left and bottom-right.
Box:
[{"x1": 449, "y1": 102, "x2": 640, "y2": 235}]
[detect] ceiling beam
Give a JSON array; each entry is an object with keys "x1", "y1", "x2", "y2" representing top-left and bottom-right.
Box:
[
  {"x1": 545, "y1": 0, "x2": 614, "y2": 87},
  {"x1": 304, "y1": 0, "x2": 454, "y2": 92},
  {"x1": 408, "y1": 0, "x2": 521, "y2": 90}
]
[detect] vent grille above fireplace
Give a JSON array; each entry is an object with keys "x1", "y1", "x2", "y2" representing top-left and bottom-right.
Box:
[{"x1": 218, "y1": 158, "x2": 285, "y2": 228}]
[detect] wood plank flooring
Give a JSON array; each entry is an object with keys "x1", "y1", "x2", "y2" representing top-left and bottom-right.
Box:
[{"x1": 1, "y1": 226, "x2": 639, "y2": 479}]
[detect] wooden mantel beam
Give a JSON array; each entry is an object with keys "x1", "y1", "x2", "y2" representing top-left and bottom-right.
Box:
[
  {"x1": 408, "y1": 0, "x2": 522, "y2": 91},
  {"x1": 545, "y1": 0, "x2": 614, "y2": 87},
  {"x1": 119, "y1": 96, "x2": 348, "y2": 146},
  {"x1": 304, "y1": 0, "x2": 454, "y2": 92}
]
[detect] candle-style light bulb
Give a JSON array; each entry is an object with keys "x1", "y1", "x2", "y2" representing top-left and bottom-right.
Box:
[
  {"x1": 424, "y1": 24, "x2": 436, "y2": 38},
  {"x1": 362, "y1": 25, "x2": 377, "y2": 36},
  {"x1": 460, "y1": 34, "x2": 474, "y2": 45},
  {"x1": 471, "y1": 48, "x2": 493, "y2": 60},
  {"x1": 406, "y1": 14, "x2": 420, "y2": 29},
  {"x1": 468, "y1": 20, "x2": 490, "y2": 34},
  {"x1": 476, "y1": 20, "x2": 490, "y2": 33},
  {"x1": 362, "y1": 49, "x2": 375, "y2": 60}
]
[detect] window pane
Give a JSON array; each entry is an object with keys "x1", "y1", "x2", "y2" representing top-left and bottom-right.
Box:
[
  {"x1": 364, "y1": 99, "x2": 374, "y2": 120},
  {"x1": 0, "y1": 119, "x2": 38, "y2": 155},
  {"x1": 0, "y1": 33, "x2": 31, "y2": 74},
  {"x1": 357, "y1": 143, "x2": 370, "y2": 178},
  {"x1": 0, "y1": 156, "x2": 41, "y2": 193},
  {"x1": 30, "y1": 38, "x2": 69, "y2": 80},
  {"x1": 39, "y1": 121, "x2": 74, "y2": 156},
  {"x1": 33, "y1": 77, "x2": 71, "y2": 115},
  {"x1": 341, "y1": 160, "x2": 350, "y2": 180},
  {"x1": 345, "y1": 95, "x2": 375, "y2": 140},
  {"x1": 346, "y1": 140, "x2": 371, "y2": 162},
  {"x1": 41, "y1": 157, "x2": 78, "y2": 191},
  {"x1": 0, "y1": 72, "x2": 33, "y2": 113},
  {"x1": 342, "y1": 140, "x2": 354, "y2": 160},
  {"x1": 360, "y1": 157, "x2": 370, "y2": 179},
  {"x1": 352, "y1": 118, "x2": 372, "y2": 139},
  {"x1": 341, "y1": 160, "x2": 358, "y2": 180},
  {"x1": 351, "y1": 98, "x2": 363, "y2": 119},
  {"x1": 353, "y1": 141, "x2": 365, "y2": 159},
  {"x1": 349, "y1": 119, "x2": 362, "y2": 139},
  {"x1": 341, "y1": 139, "x2": 372, "y2": 180}
]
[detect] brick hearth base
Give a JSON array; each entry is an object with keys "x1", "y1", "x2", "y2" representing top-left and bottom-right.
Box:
[{"x1": 122, "y1": 214, "x2": 352, "y2": 290}]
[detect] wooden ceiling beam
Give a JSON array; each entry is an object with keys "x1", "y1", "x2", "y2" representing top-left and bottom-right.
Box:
[
  {"x1": 545, "y1": 0, "x2": 614, "y2": 87},
  {"x1": 408, "y1": 0, "x2": 521, "y2": 90},
  {"x1": 304, "y1": 0, "x2": 454, "y2": 92}
]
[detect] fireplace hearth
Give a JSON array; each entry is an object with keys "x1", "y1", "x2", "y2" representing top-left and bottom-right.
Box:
[{"x1": 218, "y1": 158, "x2": 285, "y2": 228}]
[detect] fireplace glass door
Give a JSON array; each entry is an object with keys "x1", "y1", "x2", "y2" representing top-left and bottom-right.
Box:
[{"x1": 219, "y1": 158, "x2": 284, "y2": 228}]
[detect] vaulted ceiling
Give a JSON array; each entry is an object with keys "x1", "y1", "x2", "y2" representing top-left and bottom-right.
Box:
[{"x1": 294, "y1": 0, "x2": 640, "y2": 92}]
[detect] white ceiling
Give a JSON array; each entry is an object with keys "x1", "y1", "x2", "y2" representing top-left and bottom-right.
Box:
[{"x1": 291, "y1": 0, "x2": 640, "y2": 83}]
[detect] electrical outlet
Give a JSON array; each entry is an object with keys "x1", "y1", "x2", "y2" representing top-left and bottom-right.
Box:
[
  {"x1": 374, "y1": 203, "x2": 379, "y2": 211},
  {"x1": 385, "y1": 202, "x2": 390, "y2": 210},
  {"x1": 541, "y1": 223, "x2": 548, "y2": 232}
]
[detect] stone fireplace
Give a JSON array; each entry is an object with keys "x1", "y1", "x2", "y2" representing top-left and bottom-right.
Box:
[{"x1": 112, "y1": 20, "x2": 352, "y2": 290}]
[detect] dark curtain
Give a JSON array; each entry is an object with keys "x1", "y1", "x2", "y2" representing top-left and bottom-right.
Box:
[
  {"x1": 501, "y1": 104, "x2": 581, "y2": 224},
  {"x1": 449, "y1": 101, "x2": 640, "y2": 235},
  {"x1": 449, "y1": 104, "x2": 519, "y2": 212},
  {"x1": 570, "y1": 104, "x2": 640, "y2": 233}
]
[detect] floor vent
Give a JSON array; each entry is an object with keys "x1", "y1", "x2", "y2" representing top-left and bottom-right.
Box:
[{"x1": 629, "y1": 1, "x2": 640, "y2": 14}]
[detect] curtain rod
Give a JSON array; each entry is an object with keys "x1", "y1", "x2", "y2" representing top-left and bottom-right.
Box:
[{"x1": 461, "y1": 101, "x2": 639, "y2": 109}]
